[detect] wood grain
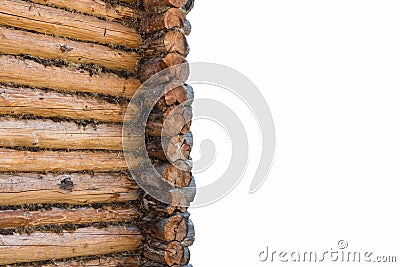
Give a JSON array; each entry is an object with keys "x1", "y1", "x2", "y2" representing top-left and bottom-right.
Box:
[
  {"x1": 0, "y1": 0, "x2": 142, "y2": 48},
  {"x1": 29, "y1": 0, "x2": 141, "y2": 21},
  {"x1": 0, "y1": 173, "x2": 140, "y2": 206},
  {"x1": 0, "y1": 118, "x2": 142, "y2": 150},
  {"x1": 0, "y1": 56, "x2": 140, "y2": 98},
  {"x1": 40, "y1": 257, "x2": 141, "y2": 267},
  {"x1": 0, "y1": 208, "x2": 141, "y2": 228},
  {"x1": 0, "y1": 27, "x2": 139, "y2": 71},
  {"x1": 0, "y1": 148, "x2": 135, "y2": 172},
  {"x1": 0, "y1": 86, "x2": 131, "y2": 123},
  {"x1": 0, "y1": 226, "x2": 143, "y2": 265}
]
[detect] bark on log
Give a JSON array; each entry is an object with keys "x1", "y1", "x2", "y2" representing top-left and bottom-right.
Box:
[
  {"x1": 143, "y1": 0, "x2": 188, "y2": 13},
  {"x1": 0, "y1": 118, "x2": 142, "y2": 151},
  {"x1": 141, "y1": 8, "x2": 186, "y2": 33},
  {"x1": 0, "y1": 148, "x2": 134, "y2": 172},
  {"x1": 143, "y1": 240, "x2": 189, "y2": 266},
  {"x1": 0, "y1": 27, "x2": 139, "y2": 71},
  {"x1": 0, "y1": 173, "x2": 140, "y2": 206},
  {"x1": 145, "y1": 215, "x2": 188, "y2": 242},
  {"x1": 41, "y1": 256, "x2": 141, "y2": 267},
  {"x1": 0, "y1": 87, "x2": 129, "y2": 123},
  {"x1": 0, "y1": 226, "x2": 143, "y2": 265},
  {"x1": 0, "y1": 208, "x2": 141, "y2": 229},
  {"x1": 183, "y1": 0, "x2": 194, "y2": 14},
  {"x1": 0, "y1": 56, "x2": 140, "y2": 98},
  {"x1": 29, "y1": 0, "x2": 141, "y2": 21},
  {"x1": 143, "y1": 31, "x2": 189, "y2": 58},
  {"x1": 181, "y1": 218, "x2": 195, "y2": 247},
  {"x1": 0, "y1": 0, "x2": 142, "y2": 48}
]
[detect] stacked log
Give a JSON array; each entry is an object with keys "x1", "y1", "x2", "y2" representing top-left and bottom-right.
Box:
[{"x1": 0, "y1": 0, "x2": 194, "y2": 266}]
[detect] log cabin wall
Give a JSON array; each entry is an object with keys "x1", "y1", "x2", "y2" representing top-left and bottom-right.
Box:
[{"x1": 0, "y1": 0, "x2": 195, "y2": 266}]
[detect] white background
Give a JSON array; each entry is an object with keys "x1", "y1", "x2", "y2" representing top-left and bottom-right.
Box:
[{"x1": 186, "y1": 0, "x2": 400, "y2": 266}]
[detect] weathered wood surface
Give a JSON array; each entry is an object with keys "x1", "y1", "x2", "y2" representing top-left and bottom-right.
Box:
[
  {"x1": 143, "y1": 0, "x2": 188, "y2": 13},
  {"x1": 0, "y1": 118, "x2": 141, "y2": 151},
  {"x1": 0, "y1": 27, "x2": 140, "y2": 71},
  {"x1": 143, "y1": 240, "x2": 189, "y2": 266},
  {"x1": 143, "y1": 30, "x2": 189, "y2": 57},
  {"x1": 0, "y1": 56, "x2": 140, "y2": 98},
  {"x1": 145, "y1": 214, "x2": 188, "y2": 242},
  {"x1": 0, "y1": 148, "x2": 133, "y2": 172},
  {"x1": 142, "y1": 8, "x2": 186, "y2": 33},
  {"x1": 40, "y1": 256, "x2": 141, "y2": 267},
  {"x1": 29, "y1": 0, "x2": 141, "y2": 21},
  {"x1": 181, "y1": 219, "x2": 195, "y2": 247},
  {"x1": 0, "y1": 0, "x2": 142, "y2": 48},
  {"x1": 147, "y1": 106, "x2": 192, "y2": 137},
  {"x1": 0, "y1": 87, "x2": 130, "y2": 123},
  {"x1": 0, "y1": 208, "x2": 141, "y2": 229},
  {"x1": 139, "y1": 53, "x2": 188, "y2": 82},
  {"x1": 0, "y1": 173, "x2": 140, "y2": 206},
  {"x1": 0, "y1": 226, "x2": 143, "y2": 265},
  {"x1": 155, "y1": 162, "x2": 192, "y2": 187}
]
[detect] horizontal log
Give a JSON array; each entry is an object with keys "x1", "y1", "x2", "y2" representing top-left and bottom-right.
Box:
[
  {"x1": 146, "y1": 106, "x2": 192, "y2": 137},
  {"x1": 147, "y1": 133, "x2": 192, "y2": 162},
  {"x1": 0, "y1": 207, "x2": 141, "y2": 229},
  {"x1": 0, "y1": 0, "x2": 142, "y2": 48},
  {"x1": 29, "y1": 0, "x2": 141, "y2": 21},
  {"x1": 0, "y1": 118, "x2": 142, "y2": 151},
  {"x1": 0, "y1": 226, "x2": 143, "y2": 265},
  {"x1": 0, "y1": 27, "x2": 139, "y2": 71},
  {"x1": 145, "y1": 214, "x2": 188, "y2": 242},
  {"x1": 0, "y1": 148, "x2": 134, "y2": 172},
  {"x1": 143, "y1": 240, "x2": 189, "y2": 266},
  {"x1": 0, "y1": 56, "x2": 140, "y2": 98},
  {"x1": 0, "y1": 87, "x2": 130, "y2": 123},
  {"x1": 0, "y1": 173, "x2": 140, "y2": 206},
  {"x1": 41, "y1": 257, "x2": 141, "y2": 267},
  {"x1": 143, "y1": 30, "x2": 189, "y2": 58},
  {"x1": 141, "y1": 8, "x2": 186, "y2": 33},
  {"x1": 143, "y1": 0, "x2": 187, "y2": 13},
  {"x1": 139, "y1": 53, "x2": 188, "y2": 83},
  {"x1": 156, "y1": 161, "x2": 192, "y2": 187}
]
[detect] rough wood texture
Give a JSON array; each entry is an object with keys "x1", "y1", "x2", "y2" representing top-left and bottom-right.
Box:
[
  {"x1": 0, "y1": 208, "x2": 141, "y2": 229},
  {"x1": 155, "y1": 162, "x2": 192, "y2": 187},
  {"x1": 143, "y1": 0, "x2": 187, "y2": 13},
  {"x1": 29, "y1": 0, "x2": 141, "y2": 21},
  {"x1": 145, "y1": 215, "x2": 188, "y2": 242},
  {"x1": 0, "y1": 56, "x2": 141, "y2": 98},
  {"x1": 143, "y1": 240, "x2": 189, "y2": 266},
  {"x1": 144, "y1": 31, "x2": 189, "y2": 57},
  {"x1": 147, "y1": 134, "x2": 192, "y2": 162},
  {"x1": 0, "y1": 227, "x2": 143, "y2": 265},
  {"x1": 181, "y1": 219, "x2": 195, "y2": 247},
  {"x1": 41, "y1": 257, "x2": 141, "y2": 267},
  {"x1": 0, "y1": 173, "x2": 140, "y2": 206},
  {"x1": 0, "y1": 27, "x2": 140, "y2": 71},
  {"x1": 146, "y1": 106, "x2": 192, "y2": 137},
  {"x1": 0, "y1": 0, "x2": 142, "y2": 48},
  {"x1": 0, "y1": 118, "x2": 142, "y2": 151},
  {"x1": 0, "y1": 148, "x2": 133, "y2": 172},
  {"x1": 0, "y1": 87, "x2": 130, "y2": 123},
  {"x1": 141, "y1": 8, "x2": 186, "y2": 33},
  {"x1": 140, "y1": 53, "x2": 188, "y2": 82}
]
